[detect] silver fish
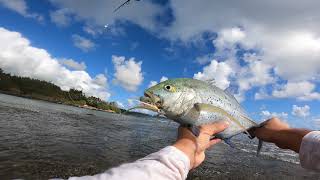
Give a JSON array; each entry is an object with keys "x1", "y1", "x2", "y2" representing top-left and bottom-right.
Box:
[{"x1": 139, "y1": 78, "x2": 262, "y2": 155}]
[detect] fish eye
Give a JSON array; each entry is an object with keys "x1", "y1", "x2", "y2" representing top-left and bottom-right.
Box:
[{"x1": 164, "y1": 85, "x2": 175, "y2": 92}]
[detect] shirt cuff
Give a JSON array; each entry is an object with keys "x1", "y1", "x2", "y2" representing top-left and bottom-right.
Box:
[{"x1": 299, "y1": 131, "x2": 320, "y2": 170}]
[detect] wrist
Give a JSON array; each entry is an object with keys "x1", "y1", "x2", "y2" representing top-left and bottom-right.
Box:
[{"x1": 173, "y1": 139, "x2": 197, "y2": 168}]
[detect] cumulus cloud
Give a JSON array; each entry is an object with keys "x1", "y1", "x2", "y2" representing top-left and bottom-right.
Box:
[
  {"x1": 72, "y1": 34, "x2": 95, "y2": 52},
  {"x1": 42, "y1": 0, "x2": 320, "y2": 102},
  {"x1": 214, "y1": 27, "x2": 247, "y2": 54},
  {"x1": 194, "y1": 60, "x2": 233, "y2": 90},
  {"x1": 148, "y1": 76, "x2": 168, "y2": 88},
  {"x1": 194, "y1": 26, "x2": 320, "y2": 101},
  {"x1": 272, "y1": 81, "x2": 320, "y2": 101},
  {"x1": 292, "y1": 105, "x2": 310, "y2": 118},
  {"x1": 195, "y1": 54, "x2": 214, "y2": 65},
  {"x1": 148, "y1": 81, "x2": 157, "y2": 88},
  {"x1": 0, "y1": 0, "x2": 43, "y2": 22},
  {"x1": 193, "y1": 28, "x2": 274, "y2": 101},
  {"x1": 260, "y1": 110, "x2": 288, "y2": 120},
  {"x1": 0, "y1": 27, "x2": 110, "y2": 100},
  {"x1": 238, "y1": 54, "x2": 274, "y2": 92},
  {"x1": 160, "y1": 76, "x2": 168, "y2": 82},
  {"x1": 166, "y1": 1, "x2": 320, "y2": 101},
  {"x1": 61, "y1": 59, "x2": 86, "y2": 71},
  {"x1": 112, "y1": 55, "x2": 143, "y2": 92}
]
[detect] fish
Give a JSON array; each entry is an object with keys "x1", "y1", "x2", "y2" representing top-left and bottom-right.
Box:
[{"x1": 137, "y1": 78, "x2": 263, "y2": 155}]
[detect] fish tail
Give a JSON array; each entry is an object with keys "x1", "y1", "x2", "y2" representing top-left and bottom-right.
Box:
[
  {"x1": 224, "y1": 138, "x2": 236, "y2": 148},
  {"x1": 256, "y1": 139, "x2": 263, "y2": 156}
]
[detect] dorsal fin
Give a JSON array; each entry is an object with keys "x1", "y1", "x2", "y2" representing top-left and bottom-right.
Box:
[
  {"x1": 205, "y1": 78, "x2": 216, "y2": 86},
  {"x1": 224, "y1": 86, "x2": 240, "y2": 104},
  {"x1": 224, "y1": 86, "x2": 251, "y2": 120}
]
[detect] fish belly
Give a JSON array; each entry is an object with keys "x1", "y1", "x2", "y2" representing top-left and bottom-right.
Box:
[{"x1": 180, "y1": 105, "x2": 255, "y2": 139}]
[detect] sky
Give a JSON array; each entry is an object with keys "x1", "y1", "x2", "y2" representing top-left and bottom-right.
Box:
[{"x1": 0, "y1": 0, "x2": 320, "y2": 128}]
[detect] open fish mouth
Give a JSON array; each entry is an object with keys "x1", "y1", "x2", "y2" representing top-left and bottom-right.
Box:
[
  {"x1": 125, "y1": 91, "x2": 163, "y2": 114},
  {"x1": 140, "y1": 91, "x2": 162, "y2": 109}
]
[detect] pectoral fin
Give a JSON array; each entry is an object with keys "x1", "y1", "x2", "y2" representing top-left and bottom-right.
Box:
[{"x1": 194, "y1": 103, "x2": 250, "y2": 135}]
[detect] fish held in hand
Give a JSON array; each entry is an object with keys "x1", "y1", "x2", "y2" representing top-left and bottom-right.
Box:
[{"x1": 139, "y1": 78, "x2": 263, "y2": 155}]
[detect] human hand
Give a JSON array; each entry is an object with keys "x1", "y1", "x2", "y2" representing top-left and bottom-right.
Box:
[
  {"x1": 251, "y1": 117, "x2": 290, "y2": 143},
  {"x1": 250, "y1": 118, "x2": 311, "y2": 153},
  {"x1": 173, "y1": 121, "x2": 229, "y2": 169}
]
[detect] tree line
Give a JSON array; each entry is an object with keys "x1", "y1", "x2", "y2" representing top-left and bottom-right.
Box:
[{"x1": 0, "y1": 68, "x2": 122, "y2": 113}]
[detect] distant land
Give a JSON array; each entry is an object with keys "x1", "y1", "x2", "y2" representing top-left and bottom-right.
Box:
[{"x1": 0, "y1": 68, "x2": 123, "y2": 113}]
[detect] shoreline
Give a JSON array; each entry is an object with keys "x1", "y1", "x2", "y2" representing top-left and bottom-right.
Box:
[{"x1": 0, "y1": 91, "x2": 118, "y2": 113}]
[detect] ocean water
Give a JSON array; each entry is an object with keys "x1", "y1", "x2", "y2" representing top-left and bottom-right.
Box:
[{"x1": 0, "y1": 93, "x2": 319, "y2": 180}]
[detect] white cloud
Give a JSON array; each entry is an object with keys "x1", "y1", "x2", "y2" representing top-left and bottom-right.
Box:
[
  {"x1": 255, "y1": 88, "x2": 270, "y2": 100},
  {"x1": 112, "y1": 55, "x2": 143, "y2": 92},
  {"x1": 260, "y1": 110, "x2": 288, "y2": 120},
  {"x1": 49, "y1": 0, "x2": 164, "y2": 36},
  {"x1": 238, "y1": 54, "x2": 274, "y2": 92},
  {"x1": 148, "y1": 81, "x2": 157, "y2": 88},
  {"x1": 272, "y1": 81, "x2": 320, "y2": 101},
  {"x1": 31, "y1": 0, "x2": 320, "y2": 102},
  {"x1": 72, "y1": 34, "x2": 95, "y2": 52},
  {"x1": 314, "y1": 118, "x2": 320, "y2": 128},
  {"x1": 0, "y1": 27, "x2": 110, "y2": 100},
  {"x1": 195, "y1": 54, "x2": 214, "y2": 65},
  {"x1": 61, "y1": 59, "x2": 86, "y2": 71},
  {"x1": 214, "y1": 27, "x2": 247, "y2": 53},
  {"x1": 0, "y1": 0, "x2": 43, "y2": 22},
  {"x1": 164, "y1": 1, "x2": 320, "y2": 101},
  {"x1": 193, "y1": 60, "x2": 233, "y2": 90},
  {"x1": 194, "y1": 29, "x2": 274, "y2": 101},
  {"x1": 50, "y1": 8, "x2": 73, "y2": 27},
  {"x1": 292, "y1": 105, "x2": 310, "y2": 118},
  {"x1": 148, "y1": 76, "x2": 168, "y2": 88},
  {"x1": 160, "y1": 76, "x2": 168, "y2": 82}
]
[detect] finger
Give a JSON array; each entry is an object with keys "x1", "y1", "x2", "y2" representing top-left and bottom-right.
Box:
[
  {"x1": 248, "y1": 119, "x2": 270, "y2": 137},
  {"x1": 248, "y1": 127, "x2": 256, "y2": 137},
  {"x1": 200, "y1": 121, "x2": 230, "y2": 135},
  {"x1": 206, "y1": 138, "x2": 222, "y2": 148}
]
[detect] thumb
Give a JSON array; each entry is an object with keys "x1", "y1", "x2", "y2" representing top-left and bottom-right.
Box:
[{"x1": 200, "y1": 121, "x2": 230, "y2": 136}]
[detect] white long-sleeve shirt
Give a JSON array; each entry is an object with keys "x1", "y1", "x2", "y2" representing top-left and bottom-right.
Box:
[
  {"x1": 69, "y1": 131, "x2": 320, "y2": 180},
  {"x1": 299, "y1": 131, "x2": 320, "y2": 170}
]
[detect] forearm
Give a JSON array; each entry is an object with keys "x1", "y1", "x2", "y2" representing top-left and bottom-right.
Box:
[
  {"x1": 274, "y1": 129, "x2": 311, "y2": 153},
  {"x1": 68, "y1": 146, "x2": 190, "y2": 180}
]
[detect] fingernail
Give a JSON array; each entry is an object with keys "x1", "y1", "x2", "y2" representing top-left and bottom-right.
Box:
[{"x1": 223, "y1": 121, "x2": 230, "y2": 127}]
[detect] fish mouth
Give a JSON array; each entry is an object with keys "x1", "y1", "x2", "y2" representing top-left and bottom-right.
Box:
[
  {"x1": 140, "y1": 91, "x2": 162, "y2": 109},
  {"x1": 125, "y1": 91, "x2": 163, "y2": 115}
]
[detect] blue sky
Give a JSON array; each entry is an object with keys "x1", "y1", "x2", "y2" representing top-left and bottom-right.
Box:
[{"x1": 0, "y1": 0, "x2": 320, "y2": 128}]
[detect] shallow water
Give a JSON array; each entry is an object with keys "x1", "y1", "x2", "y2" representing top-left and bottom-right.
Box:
[{"x1": 0, "y1": 93, "x2": 319, "y2": 180}]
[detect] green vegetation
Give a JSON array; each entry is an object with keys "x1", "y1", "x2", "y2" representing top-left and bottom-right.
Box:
[{"x1": 0, "y1": 69, "x2": 122, "y2": 113}]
